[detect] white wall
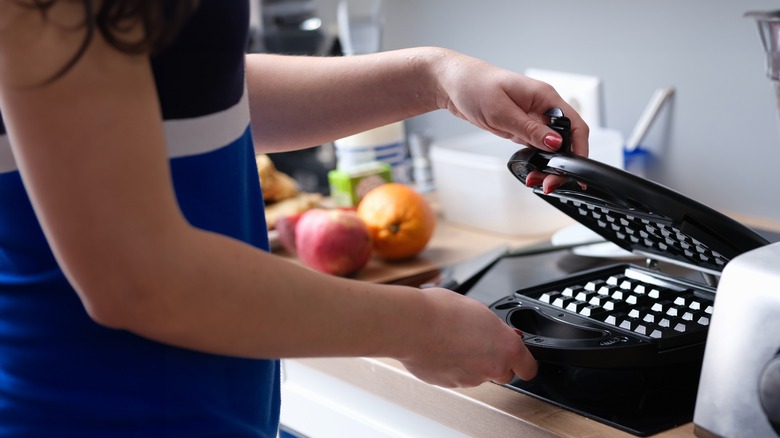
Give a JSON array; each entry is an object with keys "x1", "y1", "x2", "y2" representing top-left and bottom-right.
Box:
[{"x1": 316, "y1": 0, "x2": 780, "y2": 222}]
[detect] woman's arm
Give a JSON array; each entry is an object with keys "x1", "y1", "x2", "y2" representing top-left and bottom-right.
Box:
[
  {"x1": 246, "y1": 49, "x2": 589, "y2": 158},
  {"x1": 0, "y1": 1, "x2": 535, "y2": 388}
]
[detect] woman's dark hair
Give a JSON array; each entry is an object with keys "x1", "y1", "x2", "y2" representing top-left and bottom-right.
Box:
[{"x1": 26, "y1": 0, "x2": 200, "y2": 81}]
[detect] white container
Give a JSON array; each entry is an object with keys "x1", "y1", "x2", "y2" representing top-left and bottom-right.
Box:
[
  {"x1": 334, "y1": 121, "x2": 409, "y2": 183},
  {"x1": 430, "y1": 131, "x2": 573, "y2": 237}
]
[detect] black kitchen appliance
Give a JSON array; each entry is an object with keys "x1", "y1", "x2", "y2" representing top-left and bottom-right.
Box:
[{"x1": 484, "y1": 108, "x2": 769, "y2": 435}]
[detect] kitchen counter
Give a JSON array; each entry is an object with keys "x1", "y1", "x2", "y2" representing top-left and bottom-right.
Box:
[{"x1": 277, "y1": 207, "x2": 780, "y2": 438}]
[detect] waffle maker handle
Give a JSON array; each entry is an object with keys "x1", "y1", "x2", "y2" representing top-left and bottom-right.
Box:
[
  {"x1": 492, "y1": 296, "x2": 669, "y2": 368},
  {"x1": 544, "y1": 107, "x2": 573, "y2": 154}
]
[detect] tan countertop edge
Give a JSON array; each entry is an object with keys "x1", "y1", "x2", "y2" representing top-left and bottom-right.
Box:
[{"x1": 291, "y1": 357, "x2": 695, "y2": 438}]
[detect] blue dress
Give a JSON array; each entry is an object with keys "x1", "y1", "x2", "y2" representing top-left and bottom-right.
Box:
[{"x1": 0, "y1": 1, "x2": 280, "y2": 436}]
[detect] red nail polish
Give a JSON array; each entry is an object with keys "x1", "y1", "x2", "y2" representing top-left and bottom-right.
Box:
[
  {"x1": 543, "y1": 134, "x2": 562, "y2": 150},
  {"x1": 514, "y1": 329, "x2": 523, "y2": 336},
  {"x1": 525, "y1": 174, "x2": 543, "y2": 187}
]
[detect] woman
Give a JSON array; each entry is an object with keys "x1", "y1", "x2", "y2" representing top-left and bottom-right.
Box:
[{"x1": 0, "y1": 0, "x2": 589, "y2": 436}]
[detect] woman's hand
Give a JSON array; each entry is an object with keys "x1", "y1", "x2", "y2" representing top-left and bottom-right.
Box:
[
  {"x1": 397, "y1": 287, "x2": 537, "y2": 388},
  {"x1": 432, "y1": 49, "x2": 589, "y2": 192}
]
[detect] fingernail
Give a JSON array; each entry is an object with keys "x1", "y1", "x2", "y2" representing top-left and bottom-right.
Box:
[
  {"x1": 543, "y1": 182, "x2": 560, "y2": 195},
  {"x1": 514, "y1": 329, "x2": 523, "y2": 336},
  {"x1": 543, "y1": 134, "x2": 561, "y2": 150},
  {"x1": 525, "y1": 174, "x2": 543, "y2": 187}
]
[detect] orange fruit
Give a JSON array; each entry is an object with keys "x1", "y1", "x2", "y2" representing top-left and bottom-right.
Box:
[{"x1": 356, "y1": 183, "x2": 436, "y2": 261}]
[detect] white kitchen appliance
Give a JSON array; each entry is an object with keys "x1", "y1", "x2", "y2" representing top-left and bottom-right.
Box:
[
  {"x1": 693, "y1": 242, "x2": 780, "y2": 437},
  {"x1": 692, "y1": 10, "x2": 780, "y2": 438}
]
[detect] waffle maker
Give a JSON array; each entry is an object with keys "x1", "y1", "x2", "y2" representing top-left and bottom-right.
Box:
[
  {"x1": 482, "y1": 108, "x2": 770, "y2": 435},
  {"x1": 490, "y1": 108, "x2": 769, "y2": 369}
]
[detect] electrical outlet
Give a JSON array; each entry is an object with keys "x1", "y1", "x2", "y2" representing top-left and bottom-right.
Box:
[{"x1": 525, "y1": 68, "x2": 603, "y2": 128}]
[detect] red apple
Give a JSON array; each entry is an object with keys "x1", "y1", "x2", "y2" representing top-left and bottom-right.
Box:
[
  {"x1": 295, "y1": 208, "x2": 373, "y2": 277},
  {"x1": 276, "y1": 212, "x2": 304, "y2": 254}
]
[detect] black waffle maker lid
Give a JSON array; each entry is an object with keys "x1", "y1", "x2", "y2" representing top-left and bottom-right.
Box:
[{"x1": 507, "y1": 108, "x2": 768, "y2": 277}]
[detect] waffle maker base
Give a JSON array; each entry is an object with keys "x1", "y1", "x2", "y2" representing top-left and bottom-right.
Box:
[
  {"x1": 464, "y1": 250, "x2": 706, "y2": 436},
  {"x1": 507, "y1": 358, "x2": 701, "y2": 437},
  {"x1": 454, "y1": 223, "x2": 778, "y2": 435}
]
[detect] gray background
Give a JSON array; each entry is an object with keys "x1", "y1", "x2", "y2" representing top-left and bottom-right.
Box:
[{"x1": 313, "y1": 0, "x2": 780, "y2": 222}]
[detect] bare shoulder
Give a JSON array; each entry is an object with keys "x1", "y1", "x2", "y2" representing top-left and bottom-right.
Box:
[
  {"x1": 0, "y1": 0, "x2": 90, "y2": 21},
  {"x1": 0, "y1": 0, "x2": 95, "y2": 86}
]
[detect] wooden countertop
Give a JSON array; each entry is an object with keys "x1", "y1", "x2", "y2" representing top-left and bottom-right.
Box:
[
  {"x1": 273, "y1": 193, "x2": 565, "y2": 285},
  {"x1": 291, "y1": 357, "x2": 694, "y2": 438},
  {"x1": 278, "y1": 202, "x2": 780, "y2": 438}
]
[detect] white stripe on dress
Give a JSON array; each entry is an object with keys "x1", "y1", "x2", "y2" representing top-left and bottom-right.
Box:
[
  {"x1": 0, "y1": 89, "x2": 250, "y2": 174},
  {"x1": 163, "y1": 88, "x2": 251, "y2": 159}
]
